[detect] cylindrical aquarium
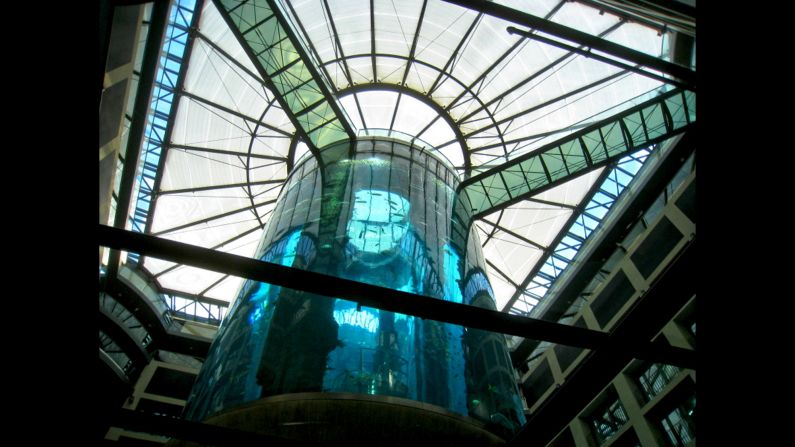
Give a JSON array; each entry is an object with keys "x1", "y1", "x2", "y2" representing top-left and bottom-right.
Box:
[{"x1": 182, "y1": 138, "x2": 525, "y2": 442}]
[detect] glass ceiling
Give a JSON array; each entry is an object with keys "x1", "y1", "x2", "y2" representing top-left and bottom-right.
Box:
[{"x1": 117, "y1": 0, "x2": 694, "y2": 322}]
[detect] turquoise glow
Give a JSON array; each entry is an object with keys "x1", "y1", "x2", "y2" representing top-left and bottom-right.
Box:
[
  {"x1": 347, "y1": 190, "x2": 410, "y2": 254},
  {"x1": 248, "y1": 230, "x2": 302, "y2": 325},
  {"x1": 280, "y1": 230, "x2": 303, "y2": 267},
  {"x1": 333, "y1": 308, "x2": 379, "y2": 333},
  {"x1": 442, "y1": 244, "x2": 463, "y2": 304}
]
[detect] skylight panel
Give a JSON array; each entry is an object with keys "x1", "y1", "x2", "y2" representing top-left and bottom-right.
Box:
[
  {"x1": 198, "y1": 1, "x2": 261, "y2": 76},
  {"x1": 158, "y1": 264, "x2": 228, "y2": 296},
  {"x1": 128, "y1": 0, "x2": 197, "y2": 263}
]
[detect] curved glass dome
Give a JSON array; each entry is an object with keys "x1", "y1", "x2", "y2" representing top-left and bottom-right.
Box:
[{"x1": 121, "y1": 0, "x2": 693, "y2": 321}]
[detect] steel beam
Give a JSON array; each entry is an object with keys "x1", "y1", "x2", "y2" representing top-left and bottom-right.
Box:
[
  {"x1": 506, "y1": 26, "x2": 692, "y2": 91},
  {"x1": 99, "y1": 224, "x2": 695, "y2": 369},
  {"x1": 443, "y1": 0, "x2": 696, "y2": 87},
  {"x1": 213, "y1": 0, "x2": 355, "y2": 155},
  {"x1": 455, "y1": 88, "x2": 695, "y2": 222},
  {"x1": 142, "y1": 0, "x2": 205, "y2": 239}
]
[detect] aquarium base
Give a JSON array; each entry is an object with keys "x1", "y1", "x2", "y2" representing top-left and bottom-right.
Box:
[{"x1": 167, "y1": 392, "x2": 507, "y2": 446}]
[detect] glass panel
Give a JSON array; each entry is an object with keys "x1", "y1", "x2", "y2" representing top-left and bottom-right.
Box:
[
  {"x1": 636, "y1": 363, "x2": 681, "y2": 402},
  {"x1": 581, "y1": 130, "x2": 607, "y2": 163},
  {"x1": 642, "y1": 104, "x2": 667, "y2": 140},
  {"x1": 664, "y1": 93, "x2": 687, "y2": 130},
  {"x1": 589, "y1": 392, "x2": 629, "y2": 445},
  {"x1": 309, "y1": 120, "x2": 349, "y2": 148},
  {"x1": 684, "y1": 91, "x2": 696, "y2": 124},
  {"x1": 541, "y1": 150, "x2": 568, "y2": 182},
  {"x1": 660, "y1": 395, "x2": 696, "y2": 447},
  {"x1": 559, "y1": 139, "x2": 589, "y2": 174},
  {"x1": 222, "y1": 0, "x2": 272, "y2": 34},
  {"x1": 501, "y1": 164, "x2": 530, "y2": 197},
  {"x1": 464, "y1": 183, "x2": 491, "y2": 215},
  {"x1": 519, "y1": 157, "x2": 550, "y2": 190},
  {"x1": 601, "y1": 121, "x2": 627, "y2": 158},
  {"x1": 622, "y1": 112, "x2": 646, "y2": 148},
  {"x1": 482, "y1": 173, "x2": 510, "y2": 207}
]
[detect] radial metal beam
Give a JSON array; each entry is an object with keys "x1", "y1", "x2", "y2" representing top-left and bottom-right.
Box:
[
  {"x1": 169, "y1": 143, "x2": 288, "y2": 161},
  {"x1": 157, "y1": 179, "x2": 285, "y2": 196},
  {"x1": 444, "y1": 0, "x2": 696, "y2": 87},
  {"x1": 213, "y1": 0, "x2": 355, "y2": 157},
  {"x1": 99, "y1": 224, "x2": 695, "y2": 369},
  {"x1": 455, "y1": 88, "x2": 695, "y2": 223},
  {"x1": 427, "y1": 12, "x2": 482, "y2": 97},
  {"x1": 151, "y1": 199, "x2": 275, "y2": 236},
  {"x1": 457, "y1": 20, "x2": 624, "y2": 127},
  {"x1": 462, "y1": 69, "x2": 631, "y2": 139},
  {"x1": 180, "y1": 90, "x2": 293, "y2": 137},
  {"x1": 442, "y1": 0, "x2": 564, "y2": 115},
  {"x1": 400, "y1": 0, "x2": 428, "y2": 86}
]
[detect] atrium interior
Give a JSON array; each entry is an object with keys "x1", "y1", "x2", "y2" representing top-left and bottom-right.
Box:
[{"x1": 98, "y1": 0, "x2": 697, "y2": 445}]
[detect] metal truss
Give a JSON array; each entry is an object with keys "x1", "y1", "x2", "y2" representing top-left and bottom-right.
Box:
[
  {"x1": 163, "y1": 289, "x2": 228, "y2": 325},
  {"x1": 107, "y1": 0, "x2": 172, "y2": 276},
  {"x1": 127, "y1": 0, "x2": 203, "y2": 265},
  {"x1": 214, "y1": 0, "x2": 355, "y2": 157},
  {"x1": 454, "y1": 88, "x2": 694, "y2": 223}
]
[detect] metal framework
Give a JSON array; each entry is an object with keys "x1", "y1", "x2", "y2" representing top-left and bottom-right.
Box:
[
  {"x1": 214, "y1": 0, "x2": 355, "y2": 156},
  {"x1": 443, "y1": 0, "x2": 696, "y2": 87},
  {"x1": 136, "y1": 0, "x2": 202, "y2": 237},
  {"x1": 107, "y1": 0, "x2": 172, "y2": 276},
  {"x1": 455, "y1": 88, "x2": 694, "y2": 222},
  {"x1": 338, "y1": 83, "x2": 471, "y2": 170},
  {"x1": 510, "y1": 131, "x2": 696, "y2": 365},
  {"x1": 507, "y1": 241, "x2": 696, "y2": 446},
  {"x1": 504, "y1": 148, "x2": 652, "y2": 316}
]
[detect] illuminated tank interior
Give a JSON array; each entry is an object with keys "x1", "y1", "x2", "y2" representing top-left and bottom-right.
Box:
[{"x1": 183, "y1": 137, "x2": 526, "y2": 437}]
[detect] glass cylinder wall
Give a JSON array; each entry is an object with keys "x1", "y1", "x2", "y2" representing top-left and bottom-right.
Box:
[{"x1": 184, "y1": 138, "x2": 526, "y2": 434}]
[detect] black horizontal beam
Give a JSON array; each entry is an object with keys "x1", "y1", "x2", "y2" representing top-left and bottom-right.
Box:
[
  {"x1": 444, "y1": 0, "x2": 696, "y2": 87},
  {"x1": 98, "y1": 224, "x2": 695, "y2": 369},
  {"x1": 99, "y1": 225, "x2": 606, "y2": 349}
]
